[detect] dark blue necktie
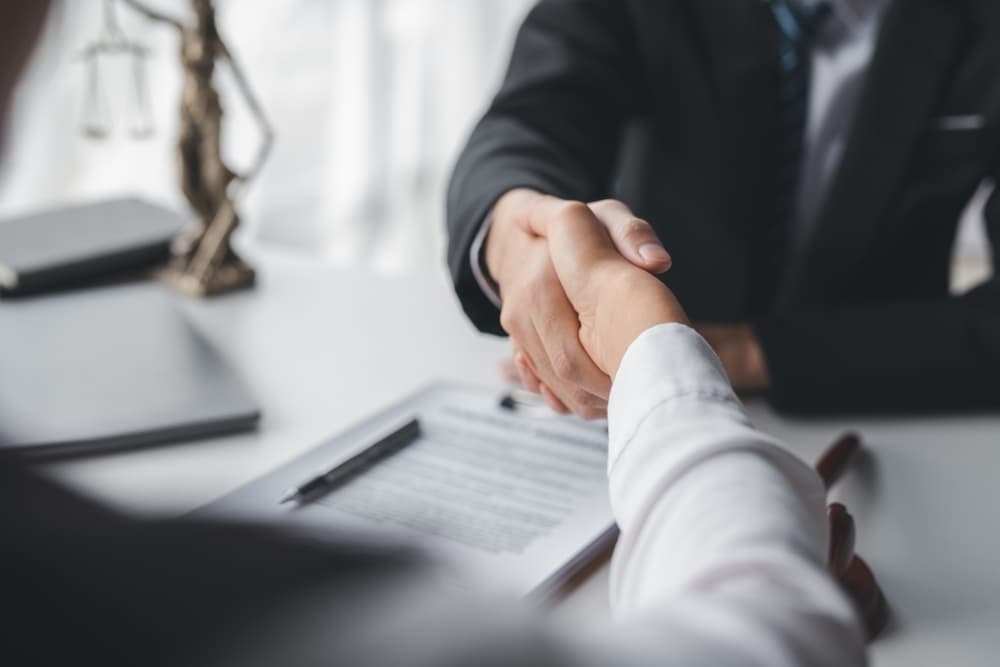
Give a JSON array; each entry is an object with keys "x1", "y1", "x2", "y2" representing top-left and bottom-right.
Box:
[{"x1": 754, "y1": 0, "x2": 832, "y2": 310}]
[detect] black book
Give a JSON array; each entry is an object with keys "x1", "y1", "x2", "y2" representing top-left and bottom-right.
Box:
[{"x1": 0, "y1": 197, "x2": 185, "y2": 297}]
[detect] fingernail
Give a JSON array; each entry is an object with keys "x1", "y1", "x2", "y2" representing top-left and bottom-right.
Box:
[{"x1": 638, "y1": 243, "x2": 670, "y2": 265}]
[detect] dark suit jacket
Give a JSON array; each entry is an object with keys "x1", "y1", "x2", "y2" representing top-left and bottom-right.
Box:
[{"x1": 446, "y1": 0, "x2": 1000, "y2": 414}]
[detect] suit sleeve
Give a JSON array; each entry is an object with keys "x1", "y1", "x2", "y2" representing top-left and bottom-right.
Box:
[
  {"x1": 754, "y1": 181, "x2": 1000, "y2": 415},
  {"x1": 445, "y1": 0, "x2": 644, "y2": 335}
]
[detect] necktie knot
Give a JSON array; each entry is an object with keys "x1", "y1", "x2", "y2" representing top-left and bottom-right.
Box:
[{"x1": 770, "y1": 0, "x2": 833, "y2": 49}]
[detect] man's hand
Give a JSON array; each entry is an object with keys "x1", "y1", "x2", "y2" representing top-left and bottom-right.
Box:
[
  {"x1": 696, "y1": 324, "x2": 771, "y2": 392},
  {"x1": 487, "y1": 189, "x2": 678, "y2": 417},
  {"x1": 522, "y1": 195, "x2": 688, "y2": 380}
]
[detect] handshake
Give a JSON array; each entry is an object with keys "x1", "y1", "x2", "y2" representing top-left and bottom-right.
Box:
[{"x1": 487, "y1": 188, "x2": 770, "y2": 419}]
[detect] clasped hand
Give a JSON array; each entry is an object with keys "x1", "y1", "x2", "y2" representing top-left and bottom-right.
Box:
[
  {"x1": 487, "y1": 189, "x2": 687, "y2": 418},
  {"x1": 487, "y1": 189, "x2": 769, "y2": 419}
]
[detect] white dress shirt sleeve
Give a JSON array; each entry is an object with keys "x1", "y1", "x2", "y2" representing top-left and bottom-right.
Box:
[
  {"x1": 303, "y1": 323, "x2": 868, "y2": 667},
  {"x1": 600, "y1": 323, "x2": 866, "y2": 666}
]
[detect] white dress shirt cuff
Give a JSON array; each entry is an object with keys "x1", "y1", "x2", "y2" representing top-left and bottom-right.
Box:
[
  {"x1": 607, "y1": 323, "x2": 742, "y2": 468},
  {"x1": 469, "y1": 215, "x2": 502, "y2": 309}
]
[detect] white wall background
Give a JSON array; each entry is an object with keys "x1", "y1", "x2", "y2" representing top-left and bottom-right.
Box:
[
  {"x1": 0, "y1": 0, "x2": 991, "y2": 284},
  {"x1": 0, "y1": 0, "x2": 535, "y2": 274}
]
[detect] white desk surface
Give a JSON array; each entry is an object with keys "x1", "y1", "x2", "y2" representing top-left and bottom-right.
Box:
[{"x1": 41, "y1": 249, "x2": 1000, "y2": 666}]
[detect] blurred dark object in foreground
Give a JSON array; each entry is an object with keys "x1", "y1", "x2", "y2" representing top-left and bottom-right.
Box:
[{"x1": 0, "y1": 463, "x2": 424, "y2": 667}]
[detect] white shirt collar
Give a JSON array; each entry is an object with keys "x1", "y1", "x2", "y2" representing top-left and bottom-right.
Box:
[
  {"x1": 829, "y1": 0, "x2": 885, "y2": 30},
  {"x1": 797, "y1": 0, "x2": 886, "y2": 47}
]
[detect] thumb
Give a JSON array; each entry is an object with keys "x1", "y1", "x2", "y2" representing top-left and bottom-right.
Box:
[{"x1": 588, "y1": 200, "x2": 671, "y2": 274}]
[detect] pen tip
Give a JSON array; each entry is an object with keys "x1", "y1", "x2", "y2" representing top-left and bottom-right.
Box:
[{"x1": 279, "y1": 491, "x2": 297, "y2": 505}]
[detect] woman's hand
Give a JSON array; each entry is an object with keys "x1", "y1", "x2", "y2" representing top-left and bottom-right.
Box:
[
  {"x1": 487, "y1": 190, "x2": 673, "y2": 417},
  {"x1": 521, "y1": 197, "x2": 689, "y2": 381}
]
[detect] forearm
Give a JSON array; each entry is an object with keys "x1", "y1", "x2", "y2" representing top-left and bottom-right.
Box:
[
  {"x1": 446, "y1": 125, "x2": 591, "y2": 334},
  {"x1": 605, "y1": 324, "x2": 865, "y2": 665},
  {"x1": 446, "y1": 0, "x2": 640, "y2": 334},
  {"x1": 446, "y1": 110, "x2": 622, "y2": 335}
]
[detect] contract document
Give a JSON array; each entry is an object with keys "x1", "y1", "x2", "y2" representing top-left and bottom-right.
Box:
[{"x1": 196, "y1": 384, "x2": 616, "y2": 598}]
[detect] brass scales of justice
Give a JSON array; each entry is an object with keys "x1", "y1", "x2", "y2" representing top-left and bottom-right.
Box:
[{"x1": 79, "y1": 0, "x2": 273, "y2": 296}]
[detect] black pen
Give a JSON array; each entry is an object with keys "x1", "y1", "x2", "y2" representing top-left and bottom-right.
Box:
[
  {"x1": 279, "y1": 417, "x2": 422, "y2": 505},
  {"x1": 499, "y1": 388, "x2": 550, "y2": 413}
]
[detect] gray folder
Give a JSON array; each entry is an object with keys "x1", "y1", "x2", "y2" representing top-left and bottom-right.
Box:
[{"x1": 0, "y1": 282, "x2": 260, "y2": 457}]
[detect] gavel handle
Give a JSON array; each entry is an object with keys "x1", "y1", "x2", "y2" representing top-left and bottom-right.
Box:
[
  {"x1": 816, "y1": 431, "x2": 861, "y2": 490},
  {"x1": 825, "y1": 500, "x2": 889, "y2": 639},
  {"x1": 827, "y1": 503, "x2": 855, "y2": 577},
  {"x1": 819, "y1": 436, "x2": 889, "y2": 639}
]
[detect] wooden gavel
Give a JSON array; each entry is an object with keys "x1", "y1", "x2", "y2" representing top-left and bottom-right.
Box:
[{"x1": 815, "y1": 432, "x2": 889, "y2": 640}]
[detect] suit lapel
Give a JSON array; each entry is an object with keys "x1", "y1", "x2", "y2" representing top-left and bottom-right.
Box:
[{"x1": 784, "y1": 0, "x2": 967, "y2": 304}]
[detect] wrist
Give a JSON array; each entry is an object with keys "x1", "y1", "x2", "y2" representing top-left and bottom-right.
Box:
[
  {"x1": 596, "y1": 269, "x2": 689, "y2": 377},
  {"x1": 742, "y1": 331, "x2": 771, "y2": 391},
  {"x1": 485, "y1": 188, "x2": 547, "y2": 287},
  {"x1": 701, "y1": 324, "x2": 771, "y2": 391}
]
